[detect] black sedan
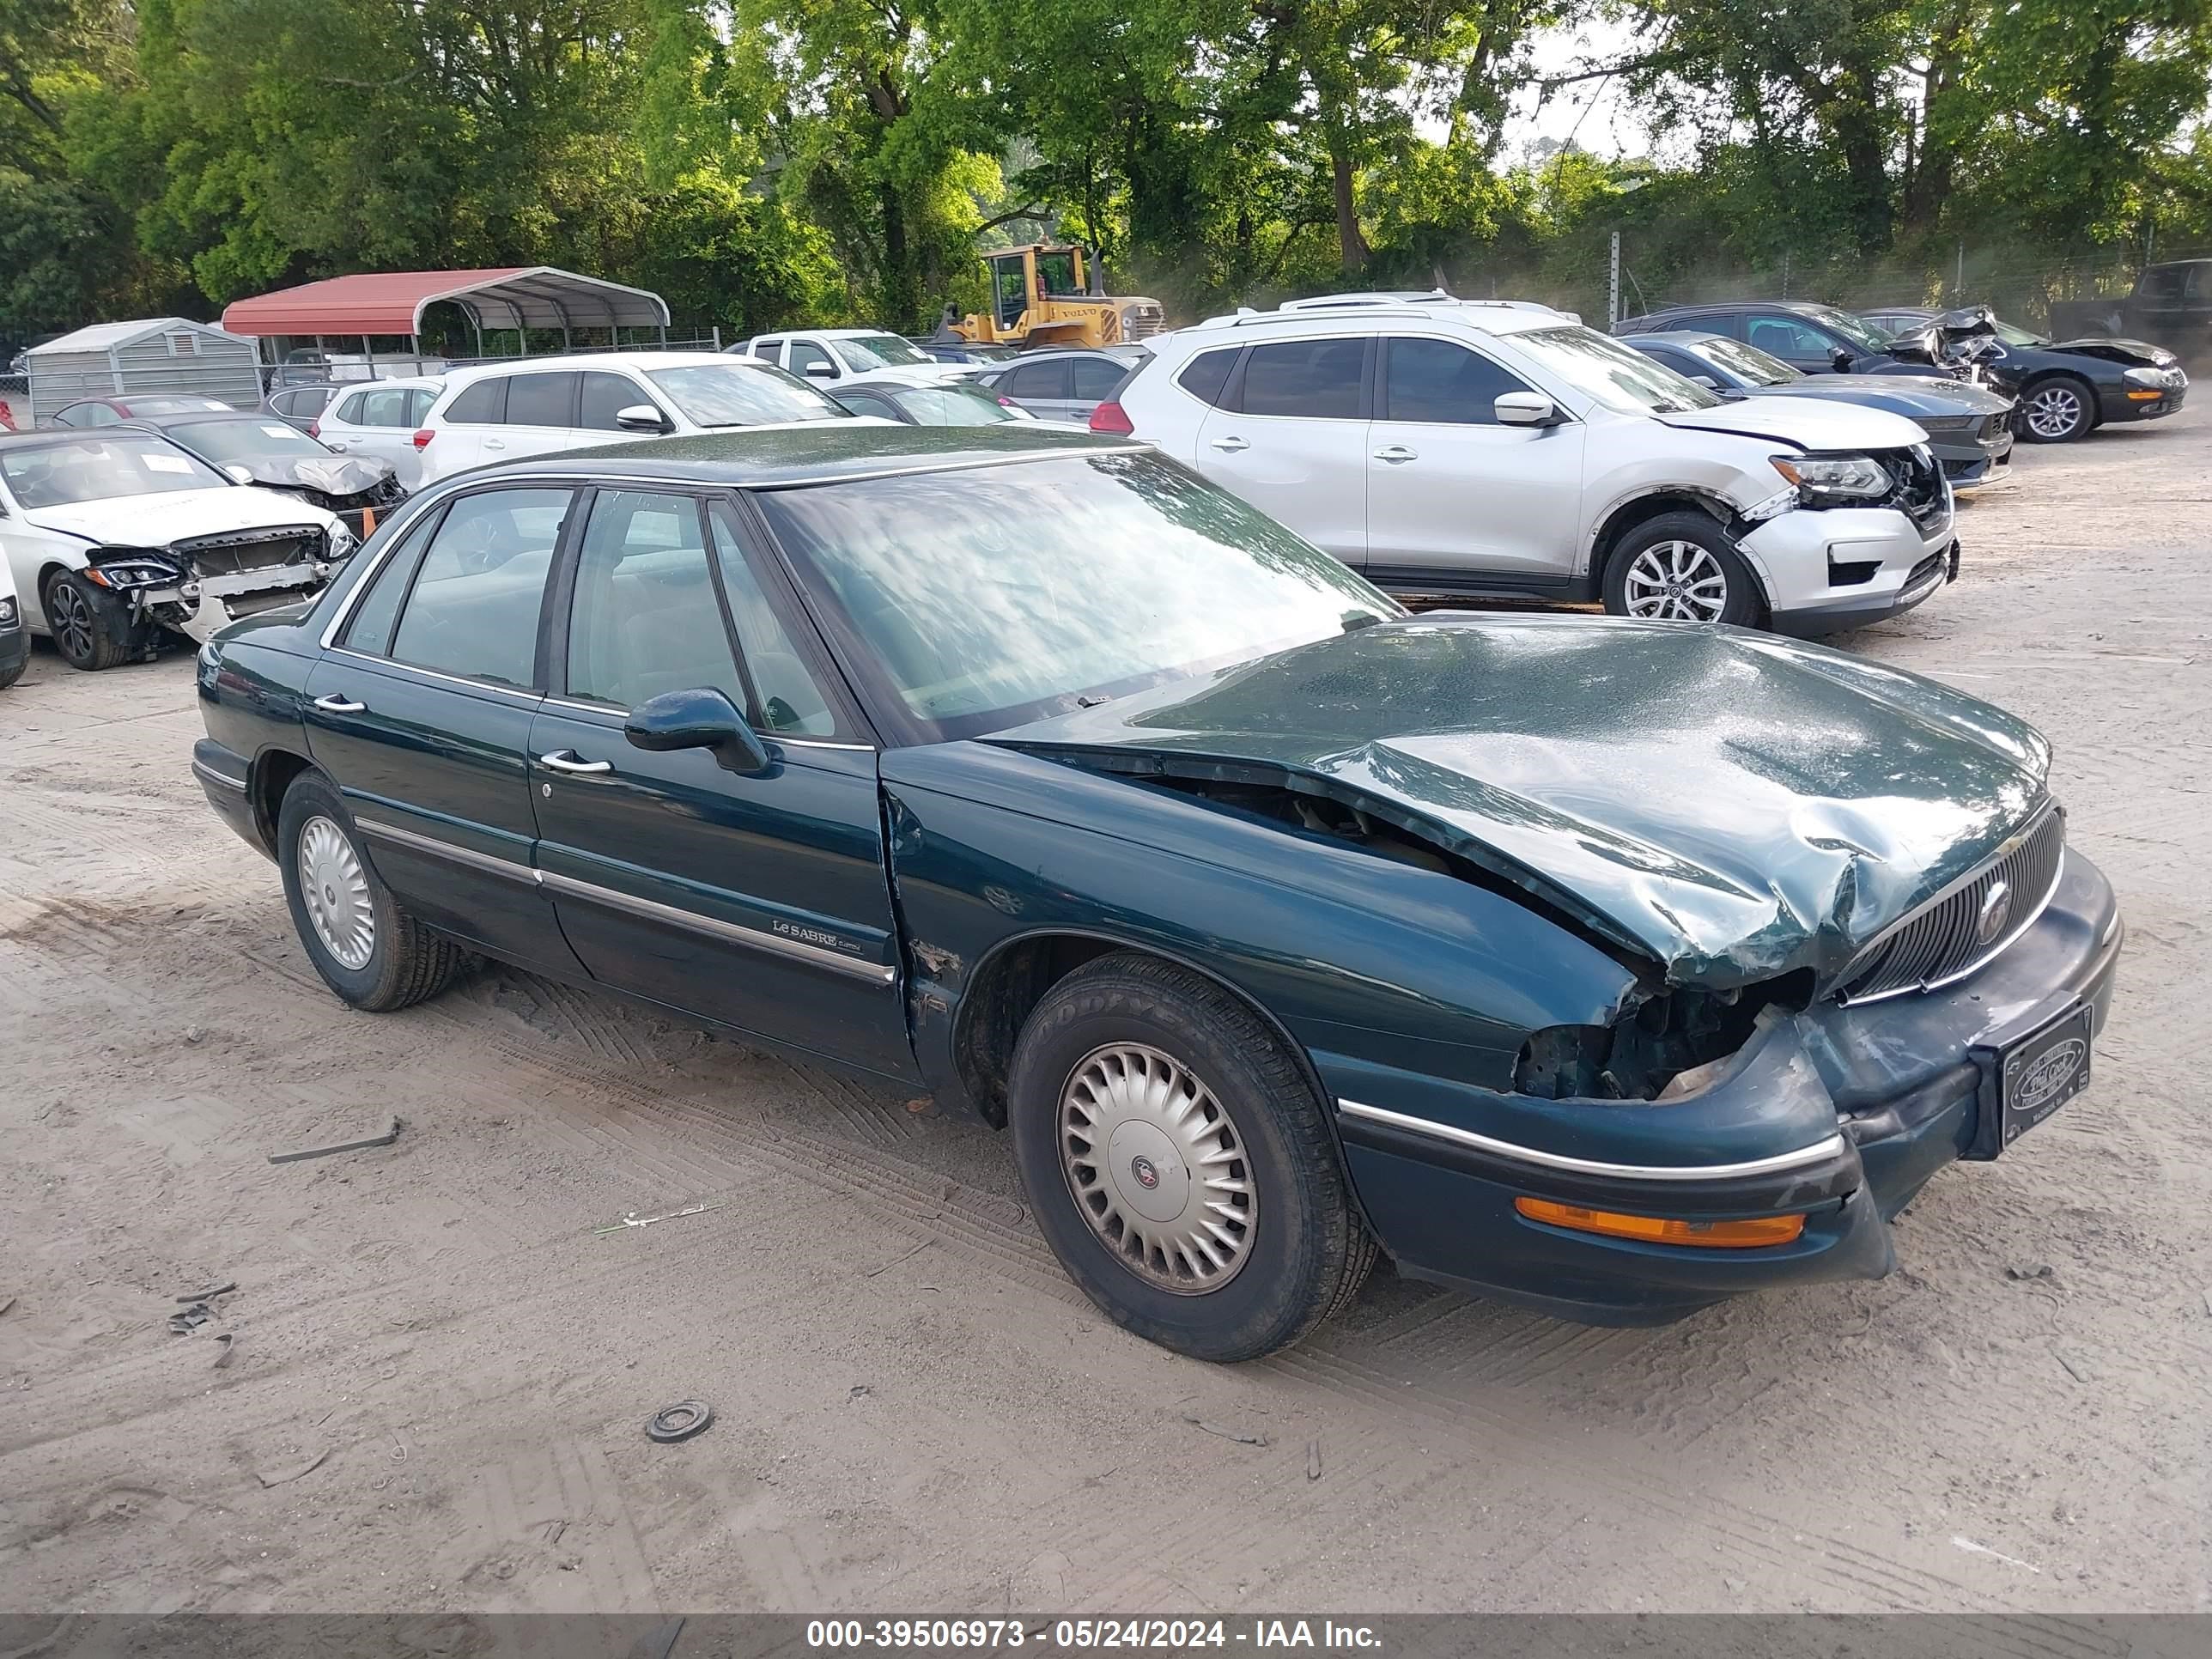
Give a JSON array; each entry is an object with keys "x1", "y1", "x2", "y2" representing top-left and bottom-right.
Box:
[
  {"x1": 191, "y1": 426, "x2": 2121, "y2": 1359},
  {"x1": 1626, "y1": 330, "x2": 2016, "y2": 487},
  {"x1": 1863, "y1": 307, "x2": 2188, "y2": 442},
  {"x1": 125, "y1": 410, "x2": 406, "y2": 537},
  {"x1": 1613, "y1": 301, "x2": 1944, "y2": 378}
]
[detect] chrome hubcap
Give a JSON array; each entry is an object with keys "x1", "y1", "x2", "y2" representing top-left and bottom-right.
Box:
[
  {"x1": 1623, "y1": 540, "x2": 1729, "y2": 622},
  {"x1": 51, "y1": 582, "x2": 94, "y2": 661},
  {"x1": 1058, "y1": 1042, "x2": 1256, "y2": 1294},
  {"x1": 2025, "y1": 386, "x2": 2082, "y2": 439},
  {"x1": 298, "y1": 816, "x2": 374, "y2": 970}
]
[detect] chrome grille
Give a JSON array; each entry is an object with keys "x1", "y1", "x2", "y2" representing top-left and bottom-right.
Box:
[{"x1": 1838, "y1": 805, "x2": 2066, "y2": 1001}]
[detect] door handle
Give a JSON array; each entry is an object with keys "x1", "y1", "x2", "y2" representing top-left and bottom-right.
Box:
[
  {"x1": 1373, "y1": 445, "x2": 1419, "y2": 464},
  {"x1": 538, "y1": 750, "x2": 613, "y2": 775},
  {"x1": 483, "y1": 438, "x2": 507, "y2": 451},
  {"x1": 313, "y1": 694, "x2": 366, "y2": 714},
  {"x1": 1209, "y1": 435, "x2": 1250, "y2": 453}
]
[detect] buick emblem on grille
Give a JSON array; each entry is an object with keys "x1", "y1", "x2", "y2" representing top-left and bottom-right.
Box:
[{"x1": 1976, "y1": 880, "x2": 2013, "y2": 948}]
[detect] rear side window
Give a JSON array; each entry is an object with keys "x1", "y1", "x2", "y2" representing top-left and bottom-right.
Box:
[
  {"x1": 346, "y1": 386, "x2": 415, "y2": 428},
  {"x1": 504, "y1": 372, "x2": 578, "y2": 428},
  {"x1": 331, "y1": 390, "x2": 374, "y2": 424},
  {"x1": 1176, "y1": 349, "x2": 1237, "y2": 407},
  {"x1": 1241, "y1": 338, "x2": 1364, "y2": 419},
  {"x1": 1382, "y1": 338, "x2": 1530, "y2": 424},
  {"x1": 341, "y1": 510, "x2": 442, "y2": 658},
  {"x1": 1002, "y1": 359, "x2": 1071, "y2": 401},
  {"x1": 408, "y1": 387, "x2": 439, "y2": 423},
  {"x1": 580, "y1": 372, "x2": 649, "y2": 432},
  {"x1": 1072, "y1": 357, "x2": 1127, "y2": 399},
  {"x1": 386, "y1": 487, "x2": 573, "y2": 687},
  {"x1": 752, "y1": 338, "x2": 784, "y2": 360},
  {"x1": 444, "y1": 377, "x2": 507, "y2": 424}
]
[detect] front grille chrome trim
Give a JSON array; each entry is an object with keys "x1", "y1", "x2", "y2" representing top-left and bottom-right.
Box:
[{"x1": 1836, "y1": 800, "x2": 2066, "y2": 1003}]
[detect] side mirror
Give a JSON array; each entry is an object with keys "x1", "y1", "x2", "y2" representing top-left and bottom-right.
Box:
[
  {"x1": 1495, "y1": 391, "x2": 1563, "y2": 427},
  {"x1": 1689, "y1": 374, "x2": 1720, "y2": 389},
  {"x1": 224, "y1": 464, "x2": 255, "y2": 484},
  {"x1": 803, "y1": 362, "x2": 836, "y2": 380},
  {"x1": 625, "y1": 687, "x2": 773, "y2": 775},
  {"x1": 614, "y1": 404, "x2": 672, "y2": 434},
  {"x1": 1830, "y1": 347, "x2": 1855, "y2": 373}
]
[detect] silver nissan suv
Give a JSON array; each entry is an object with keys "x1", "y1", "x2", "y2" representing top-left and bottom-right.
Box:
[{"x1": 1100, "y1": 295, "x2": 1960, "y2": 633}]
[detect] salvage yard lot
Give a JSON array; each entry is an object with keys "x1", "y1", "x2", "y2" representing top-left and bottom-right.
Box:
[{"x1": 0, "y1": 410, "x2": 2206, "y2": 1614}]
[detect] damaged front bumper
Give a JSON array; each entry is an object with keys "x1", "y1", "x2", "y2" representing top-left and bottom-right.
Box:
[
  {"x1": 131, "y1": 559, "x2": 337, "y2": 643},
  {"x1": 1324, "y1": 848, "x2": 2123, "y2": 1326}
]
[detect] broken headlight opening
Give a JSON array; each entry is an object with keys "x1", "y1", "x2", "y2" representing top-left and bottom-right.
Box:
[
  {"x1": 1770, "y1": 453, "x2": 1894, "y2": 508},
  {"x1": 0, "y1": 595, "x2": 16, "y2": 628},
  {"x1": 1513, "y1": 975, "x2": 1812, "y2": 1103},
  {"x1": 84, "y1": 550, "x2": 191, "y2": 592}
]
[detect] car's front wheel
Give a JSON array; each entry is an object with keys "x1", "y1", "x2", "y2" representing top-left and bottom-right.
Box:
[
  {"x1": 2019, "y1": 376, "x2": 2096, "y2": 442},
  {"x1": 1008, "y1": 952, "x2": 1376, "y2": 1362},
  {"x1": 44, "y1": 570, "x2": 137, "y2": 672},
  {"x1": 277, "y1": 770, "x2": 465, "y2": 1012},
  {"x1": 1601, "y1": 513, "x2": 1765, "y2": 626}
]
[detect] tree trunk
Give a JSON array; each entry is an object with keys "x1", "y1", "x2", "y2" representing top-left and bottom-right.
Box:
[{"x1": 1328, "y1": 121, "x2": 1368, "y2": 272}]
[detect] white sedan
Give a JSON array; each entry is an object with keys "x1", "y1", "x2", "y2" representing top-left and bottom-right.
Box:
[{"x1": 0, "y1": 429, "x2": 350, "y2": 671}]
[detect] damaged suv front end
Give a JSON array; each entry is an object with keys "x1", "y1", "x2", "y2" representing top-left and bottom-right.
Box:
[{"x1": 931, "y1": 612, "x2": 2122, "y2": 1326}]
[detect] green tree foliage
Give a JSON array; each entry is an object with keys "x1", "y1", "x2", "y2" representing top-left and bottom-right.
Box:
[{"x1": 0, "y1": 0, "x2": 2207, "y2": 343}]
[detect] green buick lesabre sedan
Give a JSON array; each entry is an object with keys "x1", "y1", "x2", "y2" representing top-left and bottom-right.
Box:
[{"x1": 192, "y1": 426, "x2": 2121, "y2": 1360}]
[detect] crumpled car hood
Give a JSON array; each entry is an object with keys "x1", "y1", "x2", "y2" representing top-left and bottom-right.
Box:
[
  {"x1": 991, "y1": 615, "x2": 2053, "y2": 989},
  {"x1": 1653, "y1": 396, "x2": 1929, "y2": 452},
  {"x1": 2046, "y1": 336, "x2": 2176, "y2": 368},
  {"x1": 234, "y1": 454, "x2": 395, "y2": 497},
  {"x1": 27, "y1": 486, "x2": 337, "y2": 544}
]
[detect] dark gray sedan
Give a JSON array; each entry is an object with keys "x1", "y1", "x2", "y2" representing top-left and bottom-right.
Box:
[{"x1": 1628, "y1": 331, "x2": 2017, "y2": 488}]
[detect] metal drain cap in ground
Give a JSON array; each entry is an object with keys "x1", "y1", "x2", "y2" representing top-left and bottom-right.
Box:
[{"x1": 646, "y1": 1401, "x2": 714, "y2": 1443}]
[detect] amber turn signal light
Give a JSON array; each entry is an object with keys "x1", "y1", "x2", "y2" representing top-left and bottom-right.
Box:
[{"x1": 1513, "y1": 1197, "x2": 1805, "y2": 1249}]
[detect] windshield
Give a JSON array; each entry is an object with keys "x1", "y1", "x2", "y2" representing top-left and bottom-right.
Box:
[
  {"x1": 1799, "y1": 305, "x2": 1892, "y2": 354},
  {"x1": 645, "y1": 363, "x2": 848, "y2": 427},
  {"x1": 757, "y1": 451, "x2": 1401, "y2": 743},
  {"x1": 167, "y1": 418, "x2": 333, "y2": 462},
  {"x1": 830, "y1": 333, "x2": 935, "y2": 371},
  {"x1": 1514, "y1": 326, "x2": 1722, "y2": 414},
  {"x1": 0, "y1": 434, "x2": 228, "y2": 507},
  {"x1": 889, "y1": 384, "x2": 1034, "y2": 426},
  {"x1": 1993, "y1": 319, "x2": 2045, "y2": 346},
  {"x1": 1695, "y1": 337, "x2": 1802, "y2": 386}
]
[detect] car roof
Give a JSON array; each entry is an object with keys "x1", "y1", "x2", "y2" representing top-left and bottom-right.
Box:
[
  {"x1": 1631, "y1": 330, "x2": 1728, "y2": 348},
  {"x1": 756, "y1": 327, "x2": 905, "y2": 341},
  {"x1": 1176, "y1": 301, "x2": 1565, "y2": 343},
  {"x1": 992, "y1": 346, "x2": 1137, "y2": 362},
  {"x1": 327, "y1": 375, "x2": 445, "y2": 392},
  {"x1": 435, "y1": 351, "x2": 757, "y2": 387},
  {"x1": 478, "y1": 423, "x2": 1141, "y2": 489}
]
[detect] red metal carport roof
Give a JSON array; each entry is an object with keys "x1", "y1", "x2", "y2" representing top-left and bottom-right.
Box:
[{"x1": 219, "y1": 267, "x2": 672, "y2": 337}]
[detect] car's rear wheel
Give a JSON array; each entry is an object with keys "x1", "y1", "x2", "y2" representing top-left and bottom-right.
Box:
[
  {"x1": 277, "y1": 770, "x2": 465, "y2": 1012},
  {"x1": 44, "y1": 570, "x2": 136, "y2": 672},
  {"x1": 1008, "y1": 952, "x2": 1376, "y2": 1362},
  {"x1": 2019, "y1": 376, "x2": 2095, "y2": 442},
  {"x1": 1601, "y1": 512, "x2": 1765, "y2": 626}
]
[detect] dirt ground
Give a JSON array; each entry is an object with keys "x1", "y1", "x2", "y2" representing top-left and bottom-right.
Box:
[{"x1": 1, "y1": 408, "x2": 2207, "y2": 1619}]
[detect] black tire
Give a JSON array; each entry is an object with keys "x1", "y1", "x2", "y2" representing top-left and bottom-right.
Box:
[
  {"x1": 1007, "y1": 952, "x2": 1376, "y2": 1362},
  {"x1": 1601, "y1": 510, "x2": 1765, "y2": 626},
  {"x1": 276, "y1": 770, "x2": 464, "y2": 1012},
  {"x1": 43, "y1": 569, "x2": 136, "y2": 672},
  {"x1": 2017, "y1": 375, "x2": 2097, "y2": 443}
]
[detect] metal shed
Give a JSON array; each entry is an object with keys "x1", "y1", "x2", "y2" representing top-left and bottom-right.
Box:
[{"x1": 23, "y1": 318, "x2": 264, "y2": 426}]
